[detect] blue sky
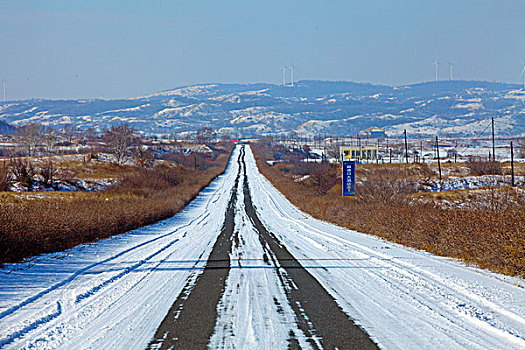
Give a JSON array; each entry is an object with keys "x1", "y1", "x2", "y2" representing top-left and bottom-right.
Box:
[{"x1": 0, "y1": 0, "x2": 524, "y2": 100}]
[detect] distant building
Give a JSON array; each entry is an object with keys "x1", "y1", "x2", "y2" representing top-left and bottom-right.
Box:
[
  {"x1": 358, "y1": 126, "x2": 386, "y2": 139},
  {"x1": 340, "y1": 145, "x2": 379, "y2": 161}
]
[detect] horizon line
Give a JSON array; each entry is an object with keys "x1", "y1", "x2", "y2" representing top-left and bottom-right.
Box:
[{"x1": 2, "y1": 78, "x2": 522, "y2": 103}]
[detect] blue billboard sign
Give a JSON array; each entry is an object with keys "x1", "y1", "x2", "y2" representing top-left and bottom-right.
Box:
[{"x1": 342, "y1": 161, "x2": 356, "y2": 196}]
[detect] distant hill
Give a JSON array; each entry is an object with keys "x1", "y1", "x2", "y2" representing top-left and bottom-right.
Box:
[
  {"x1": 0, "y1": 120, "x2": 15, "y2": 135},
  {"x1": 0, "y1": 80, "x2": 524, "y2": 138}
]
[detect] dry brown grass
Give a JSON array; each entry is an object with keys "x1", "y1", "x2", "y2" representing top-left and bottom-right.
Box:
[
  {"x1": 252, "y1": 143, "x2": 525, "y2": 277},
  {"x1": 466, "y1": 157, "x2": 503, "y2": 175},
  {"x1": 0, "y1": 147, "x2": 233, "y2": 264}
]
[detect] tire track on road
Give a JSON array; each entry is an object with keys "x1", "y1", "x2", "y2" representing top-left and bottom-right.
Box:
[
  {"x1": 147, "y1": 147, "x2": 244, "y2": 349},
  {"x1": 242, "y1": 159, "x2": 378, "y2": 350}
]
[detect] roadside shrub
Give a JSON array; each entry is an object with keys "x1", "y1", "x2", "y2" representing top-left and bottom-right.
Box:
[
  {"x1": 10, "y1": 158, "x2": 35, "y2": 188},
  {"x1": 0, "y1": 145, "x2": 234, "y2": 264},
  {"x1": 356, "y1": 167, "x2": 416, "y2": 205},
  {"x1": 40, "y1": 160, "x2": 57, "y2": 186},
  {"x1": 161, "y1": 152, "x2": 216, "y2": 170},
  {"x1": 310, "y1": 165, "x2": 338, "y2": 195},
  {"x1": 253, "y1": 142, "x2": 525, "y2": 277},
  {"x1": 116, "y1": 165, "x2": 184, "y2": 192},
  {"x1": 519, "y1": 139, "x2": 525, "y2": 158},
  {"x1": 466, "y1": 156, "x2": 502, "y2": 175}
]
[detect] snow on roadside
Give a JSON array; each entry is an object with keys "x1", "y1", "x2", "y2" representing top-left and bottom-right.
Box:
[
  {"x1": 418, "y1": 175, "x2": 525, "y2": 192},
  {"x1": 245, "y1": 145, "x2": 525, "y2": 350},
  {"x1": 0, "y1": 147, "x2": 241, "y2": 349}
]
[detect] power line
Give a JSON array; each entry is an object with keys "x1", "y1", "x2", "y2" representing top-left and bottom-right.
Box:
[{"x1": 455, "y1": 119, "x2": 493, "y2": 157}]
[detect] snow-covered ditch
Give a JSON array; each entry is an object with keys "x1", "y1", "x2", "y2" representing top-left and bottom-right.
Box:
[{"x1": 418, "y1": 175, "x2": 525, "y2": 192}]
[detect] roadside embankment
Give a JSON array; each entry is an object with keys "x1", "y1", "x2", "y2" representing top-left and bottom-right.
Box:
[
  {"x1": 252, "y1": 143, "x2": 525, "y2": 278},
  {"x1": 0, "y1": 145, "x2": 234, "y2": 264}
]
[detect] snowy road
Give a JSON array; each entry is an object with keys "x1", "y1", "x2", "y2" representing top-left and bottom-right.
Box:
[{"x1": 1, "y1": 145, "x2": 524, "y2": 349}]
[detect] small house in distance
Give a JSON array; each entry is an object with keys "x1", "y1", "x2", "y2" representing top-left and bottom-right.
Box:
[
  {"x1": 340, "y1": 145, "x2": 379, "y2": 161},
  {"x1": 358, "y1": 126, "x2": 386, "y2": 139}
]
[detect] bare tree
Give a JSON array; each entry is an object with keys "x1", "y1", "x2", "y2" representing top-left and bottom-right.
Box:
[
  {"x1": 519, "y1": 139, "x2": 525, "y2": 158},
  {"x1": 40, "y1": 159, "x2": 57, "y2": 187},
  {"x1": 61, "y1": 124, "x2": 78, "y2": 144},
  {"x1": 83, "y1": 127, "x2": 99, "y2": 160},
  {"x1": 41, "y1": 126, "x2": 58, "y2": 155},
  {"x1": 10, "y1": 158, "x2": 35, "y2": 189},
  {"x1": 326, "y1": 143, "x2": 340, "y2": 161},
  {"x1": 134, "y1": 140, "x2": 154, "y2": 167},
  {"x1": 103, "y1": 124, "x2": 137, "y2": 164},
  {"x1": 83, "y1": 127, "x2": 98, "y2": 144},
  {"x1": 16, "y1": 122, "x2": 43, "y2": 156},
  {"x1": 195, "y1": 127, "x2": 216, "y2": 144}
]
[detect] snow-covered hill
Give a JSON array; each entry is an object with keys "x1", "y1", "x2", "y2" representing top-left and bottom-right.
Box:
[{"x1": 1, "y1": 80, "x2": 524, "y2": 137}]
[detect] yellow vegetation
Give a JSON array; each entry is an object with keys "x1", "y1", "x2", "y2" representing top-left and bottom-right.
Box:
[
  {"x1": 253, "y1": 143, "x2": 525, "y2": 277},
  {"x1": 0, "y1": 148, "x2": 233, "y2": 264}
]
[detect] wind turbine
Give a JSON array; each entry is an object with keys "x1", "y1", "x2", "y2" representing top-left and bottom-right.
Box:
[
  {"x1": 521, "y1": 64, "x2": 525, "y2": 90},
  {"x1": 281, "y1": 66, "x2": 287, "y2": 86},
  {"x1": 433, "y1": 58, "x2": 439, "y2": 82},
  {"x1": 290, "y1": 63, "x2": 295, "y2": 86},
  {"x1": 449, "y1": 63, "x2": 453, "y2": 81}
]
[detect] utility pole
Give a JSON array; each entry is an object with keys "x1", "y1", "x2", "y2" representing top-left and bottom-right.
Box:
[
  {"x1": 323, "y1": 137, "x2": 326, "y2": 164},
  {"x1": 492, "y1": 117, "x2": 495, "y2": 164},
  {"x1": 306, "y1": 146, "x2": 310, "y2": 168},
  {"x1": 420, "y1": 141, "x2": 423, "y2": 163},
  {"x1": 436, "y1": 136, "x2": 442, "y2": 182},
  {"x1": 511, "y1": 141, "x2": 515, "y2": 187},
  {"x1": 377, "y1": 139, "x2": 380, "y2": 164},
  {"x1": 404, "y1": 130, "x2": 409, "y2": 163}
]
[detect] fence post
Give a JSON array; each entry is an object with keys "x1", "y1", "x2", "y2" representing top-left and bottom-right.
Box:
[
  {"x1": 404, "y1": 130, "x2": 408, "y2": 163},
  {"x1": 436, "y1": 136, "x2": 442, "y2": 182},
  {"x1": 511, "y1": 141, "x2": 515, "y2": 187}
]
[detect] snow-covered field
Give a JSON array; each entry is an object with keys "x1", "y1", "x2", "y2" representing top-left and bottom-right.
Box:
[{"x1": 0, "y1": 145, "x2": 524, "y2": 349}]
